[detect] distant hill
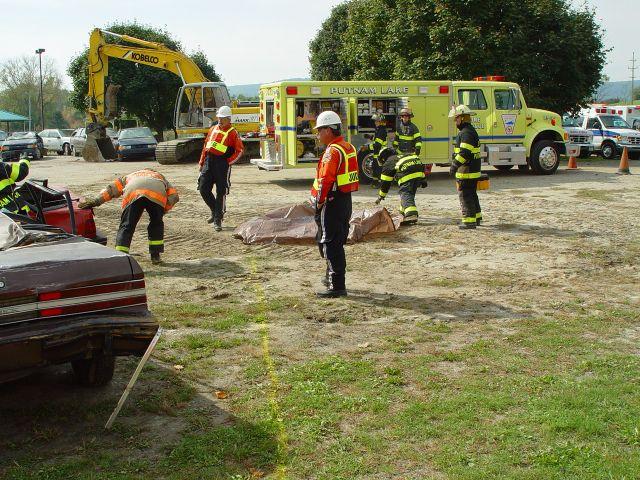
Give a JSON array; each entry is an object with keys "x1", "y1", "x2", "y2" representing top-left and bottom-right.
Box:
[
  {"x1": 595, "y1": 81, "x2": 636, "y2": 103},
  {"x1": 228, "y1": 78, "x2": 309, "y2": 98}
]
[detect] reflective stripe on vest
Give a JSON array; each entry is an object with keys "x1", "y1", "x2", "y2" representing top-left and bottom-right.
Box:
[
  {"x1": 332, "y1": 143, "x2": 359, "y2": 187},
  {"x1": 206, "y1": 126, "x2": 235, "y2": 154}
]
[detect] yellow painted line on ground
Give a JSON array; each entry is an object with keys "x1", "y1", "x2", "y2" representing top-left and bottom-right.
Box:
[{"x1": 250, "y1": 257, "x2": 289, "y2": 479}]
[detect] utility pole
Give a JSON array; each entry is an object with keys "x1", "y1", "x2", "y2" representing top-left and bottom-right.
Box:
[
  {"x1": 35, "y1": 48, "x2": 45, "y2": 131},
  {"x1": 630, "y1": 52, "x2": 637, "y2": 103},
  {"x1": 28, "y1": 96, "x2": 32, "y2": 131}
]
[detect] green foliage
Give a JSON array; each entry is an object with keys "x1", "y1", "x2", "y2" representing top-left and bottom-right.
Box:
[
  {"x1": 309, "y1": 0, "x2": 608, "y2": 112},
  {"x1": 0, "y1": 56, "x2": 76, "y2": 129},
  {"x1": 67, "y1": 22, "x2": 220, "y2": 139}
]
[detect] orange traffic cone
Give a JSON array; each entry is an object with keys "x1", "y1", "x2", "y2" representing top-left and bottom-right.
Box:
[
  {"x1": 567, "y1": 155, "x2": 578, "y2": 170},
  {"x1": 617, "y1": 146, "x2": 631, "y2": 175}
]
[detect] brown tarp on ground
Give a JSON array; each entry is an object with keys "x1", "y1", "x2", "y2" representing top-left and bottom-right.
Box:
[{"x1": 233, "y1": 204, "x2": 402, "y2": 245}]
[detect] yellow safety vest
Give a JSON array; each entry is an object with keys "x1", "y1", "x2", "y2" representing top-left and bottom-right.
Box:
[
  {"x1": 331, "y1": 143, "x2": 359, "y2": 187},
  {"x1": 206, "y1": 126, "x2": 236, "y2": 154}
]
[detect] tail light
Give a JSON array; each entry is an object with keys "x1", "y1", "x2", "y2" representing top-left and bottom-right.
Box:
[{"x1": 38, "y1": 280, "x2": 147, "y2": 318}]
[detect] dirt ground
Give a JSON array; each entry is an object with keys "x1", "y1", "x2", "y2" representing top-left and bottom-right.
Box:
[{"x1": 1, "y1": 154, "x2": 639, "y2": 479}]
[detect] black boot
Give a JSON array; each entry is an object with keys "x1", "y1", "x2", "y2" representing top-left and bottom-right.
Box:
[
  {"x1": 458, "y1": 223, "x2": 477, "y2": 230},
  {"x1": 150, "y1": 252, "x2": 161, "y2": 264},
  {"x1": 214, "y1": 219, "x2": 222, "y2": 232},
  {"x1": 317, "y1": 274, "x2": 347, "y2": 298},
  {"x1": 476, "y1": 216, "x2": 483, "y2": 226}
]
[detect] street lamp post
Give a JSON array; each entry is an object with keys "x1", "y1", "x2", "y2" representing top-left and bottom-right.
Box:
[{"x1": 35, "y1": 48, "x2": 45, "y2": 131}]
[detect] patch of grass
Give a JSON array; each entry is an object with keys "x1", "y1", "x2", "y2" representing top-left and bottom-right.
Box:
[
  {"x1": 429, "y1": 278, "x2": 462, "y2": 288},
  {"x1": 153, "y1": 303, "x2": 254, "y2": 331},
  {"x1": 574, "y1": 188, "x2": 621, "y2": 202}
]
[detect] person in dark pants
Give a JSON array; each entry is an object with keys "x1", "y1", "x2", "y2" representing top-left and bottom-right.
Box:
[
  {"x1": 311, "y1": 111, "x2": 360, "y2": 298},
  {"x1": 374, "y1": 147, "x2": 426, "y2": 225},
  {"x1": 78, "y1": 169, "x2": 179, "y2": 264},
  {"x1": 449, "y1": 105, "x2": 482, "y2": 229},
  {"x1": 198, "y1": 105, "x2": 244, "y2": 231}
]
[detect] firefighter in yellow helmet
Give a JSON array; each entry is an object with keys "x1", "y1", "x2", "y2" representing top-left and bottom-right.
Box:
[{"x1": 449, "y1": 105, "x2": 482, "y2": 229}]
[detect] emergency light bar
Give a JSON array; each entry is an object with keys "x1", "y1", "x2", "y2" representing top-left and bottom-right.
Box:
[{"x1": 473, "y1": 76, "x2": 506, "y2": 81}]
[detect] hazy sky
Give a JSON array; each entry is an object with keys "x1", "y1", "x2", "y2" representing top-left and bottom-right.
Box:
[{"x1": 0, "y1": 0, "x2": 635, "y2": 87}]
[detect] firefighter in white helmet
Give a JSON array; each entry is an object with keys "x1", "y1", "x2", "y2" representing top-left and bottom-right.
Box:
[
  {"x1": 311, "y1": 111, "x2": 359, "y2": 298},
  {"x1": 449, "y1": 105, "x2": 482, "y2": 229},
  {"x1": 198, "y1": 105, "x2": 244, "y2": 231}
]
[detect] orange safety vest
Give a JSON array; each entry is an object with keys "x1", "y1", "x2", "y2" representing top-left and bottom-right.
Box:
[
  {"x1": 312, "y1": 140, "x2": 359, "y2": 194},
  {"x1": 206, "y1": 125, "x2": 236, "y2": 155}
]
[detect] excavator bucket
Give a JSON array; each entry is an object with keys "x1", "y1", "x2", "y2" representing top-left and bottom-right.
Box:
[
  {"x1": 83, "y1": 123, "x2": 116, "y2": 162},
  {"x1": 83, "y1": 85, "x2": 120, "y2": 162}
]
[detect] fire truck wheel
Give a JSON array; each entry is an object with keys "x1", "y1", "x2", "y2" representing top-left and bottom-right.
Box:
[
  {"x1": 357, "y1": 150, "x2": 375, "y2": 185},
  {"x1": 600, "y1": 141, "x2": 617, "y2": 160},
  {"x1": 530, "y1": 140, "x2": 559, "y2": 175},
  {"x1": 72, "y1": 354, "x2": 115, "y2": 387},
  {"x1": 494, "y1": 165, "x2": 514, "y2": 171}
]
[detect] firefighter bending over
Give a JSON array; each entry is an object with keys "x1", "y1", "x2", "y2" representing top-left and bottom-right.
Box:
[
  {"x1": 449, "y1": 105, "x2": 482, "y2": 229},
  {"x1": 311, "y1": 111, "x2": 359, "y2": 298},
  {"x1": 79, "y1": 169, "x2": 179, "y2": 264},
  {"x1": 375, "y1": 147, "x2": 426, "y2": 225}
]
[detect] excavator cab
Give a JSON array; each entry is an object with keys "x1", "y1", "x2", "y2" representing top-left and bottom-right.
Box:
[{"x1": 175, "y1": 82, "x2": 232, "y2": 132}]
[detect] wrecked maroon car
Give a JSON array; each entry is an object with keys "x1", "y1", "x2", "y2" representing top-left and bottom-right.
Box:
[
  {"x1": 0, "y1": 213, "x2": 158, "y2": 386},
  {"x1": 10, "y1": 179, "x2": 107, "y2": 244}
]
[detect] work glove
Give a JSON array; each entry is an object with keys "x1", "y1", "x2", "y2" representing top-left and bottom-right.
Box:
[
  {"x1": 420, "y1": 178, "x2": 428, "y2": 188},
  {"x1": 374, "y1": 196, "x2": 384, "y2": 205},
  {"x1": 449, "y1": 164, "x2": 458, "y2": 177},
  {"x1": 78, "y1": 197, "x2": 98, "y2": 209}
]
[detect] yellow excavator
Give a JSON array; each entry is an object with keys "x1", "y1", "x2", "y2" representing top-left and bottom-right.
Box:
[{"x1": 84, "y1": 28, "x2": 259, "y2": 164}]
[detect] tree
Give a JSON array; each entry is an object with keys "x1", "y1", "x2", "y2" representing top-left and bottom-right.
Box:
[
  {"x1": 309, "y1": 2, "x2": 355, "y2": 80},
  {"x1": 633, "y1": 86, "x2": 640, "y2": 103},
  {"x1": 68, "y1": 22, "x2": 220, "y2": 140},
  {"x1": 309, "y1": 0, "x2": 608, "y2": 113},
  {"x1": 0, "y1": 56, "x2": 71, "y2": 129}
]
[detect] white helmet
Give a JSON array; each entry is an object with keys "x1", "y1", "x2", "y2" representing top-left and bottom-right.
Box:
[
  {"x1": 216, "y1": 105, "x2": 232, "y2": 118},
  {"x1": 314, "y1": 110, "x2": 342, "y2": 130},
  {"x1": 448, "y1": 104, "x2": 473, "y2": 118}
]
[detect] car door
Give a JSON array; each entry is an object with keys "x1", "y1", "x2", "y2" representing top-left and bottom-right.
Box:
[
  {"x1": 585, "y1": 117, "x2": 603, "y2": 149},
  {"x1": 491, "y1": 87, "x2": 526, "y2": 142},
  {"x1": 40, "y1": 130, "x2": 51, "y2": 151}
]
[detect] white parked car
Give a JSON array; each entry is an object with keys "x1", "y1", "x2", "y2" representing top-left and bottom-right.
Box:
[{"x1": 38, "y1": 129, "x2": 75, "y2": 155}]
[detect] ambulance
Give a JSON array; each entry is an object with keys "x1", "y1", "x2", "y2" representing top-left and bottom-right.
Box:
[
  {"x1": 611, "y1": 105, "x2": 640, "y2": 131},
  {"x1": 580, "y1": 105, "x2": 640, "y2": 159},
  {"x1": 252, "y1": 78, "x2": 569, "y2": 180}
]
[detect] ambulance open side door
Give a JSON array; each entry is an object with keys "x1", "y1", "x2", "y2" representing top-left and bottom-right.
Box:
[{"x1": 285, "y1": 97, "x2": 298, "y2": 166}]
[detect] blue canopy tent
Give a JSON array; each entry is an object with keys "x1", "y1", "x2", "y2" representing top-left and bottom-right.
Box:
[{"x1": 0, "y1": 110, "x2": 29, "y2": 132}]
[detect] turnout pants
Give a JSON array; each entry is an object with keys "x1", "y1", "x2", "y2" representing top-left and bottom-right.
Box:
[
  {"x1": 398, "y1": 178, "x2": 421, "y2": 218},
  {"x1": 315, "y1": 191, "x2": 352, "y2": 291},
  {"x1": 199, "y1": 155, "x2": 231, "y2": 222},
  {"x1": 457, "y1": 179, "x2": 482, "y2": 224},
  {"x1": 116, "y1": 197, "x2": 165, "y2": 254}
]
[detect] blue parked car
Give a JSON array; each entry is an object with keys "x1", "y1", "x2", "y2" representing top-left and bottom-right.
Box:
[{"x1": 116, "y1": 127, "x2": 157, "y2": 161}]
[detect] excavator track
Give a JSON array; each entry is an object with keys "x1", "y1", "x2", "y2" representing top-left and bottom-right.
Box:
[{"x1": 155, "y1": 138, "x2": 205, "y2": 165}]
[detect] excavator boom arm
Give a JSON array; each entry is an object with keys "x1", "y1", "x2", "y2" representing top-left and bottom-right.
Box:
[{"x1": 87, "y1": 28, "x2": 208, "y2": 121}]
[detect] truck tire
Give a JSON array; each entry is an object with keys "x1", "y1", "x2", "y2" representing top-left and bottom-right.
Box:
[
  {"x1": 600, "y1": 141, "x2": 617, "y2": 160},
  {"x1": 63, "y1": 143, "x2": 71, "y2": 155},
  {"x1": 72, "y1": 354, "x2": 115, "y2": 387},
  {"x1": 494, "y1": 165, "x2": 514, "y2": 171},
  {"x1": 357, "y1": 150, "x2": 375, "y2": 185},
  {"x1": 529, "y1": 140, "x2": 559, "y2": 175}
]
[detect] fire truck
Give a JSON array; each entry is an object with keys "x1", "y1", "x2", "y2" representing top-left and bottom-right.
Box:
[{"x1": 252, "y1": 77, "x2": 569, "y2": 181}]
